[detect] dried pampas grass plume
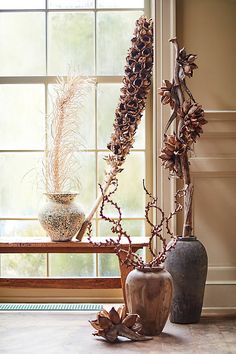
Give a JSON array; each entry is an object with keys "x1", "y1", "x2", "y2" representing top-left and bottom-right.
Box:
[{"x1": 44, "y1": 75, "x2": 94, "y2": 193}]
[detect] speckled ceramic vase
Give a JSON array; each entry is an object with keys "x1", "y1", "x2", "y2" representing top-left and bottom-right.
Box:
[
  {"x1": 165, "y1": 236, "x2": 208, "y2": 324},
  {"x1": 125, "y1": 266, "x2": 173, "y2": 336},
  {"x1": 38, "y1": 193, "x2": 85, "y2": 242}
]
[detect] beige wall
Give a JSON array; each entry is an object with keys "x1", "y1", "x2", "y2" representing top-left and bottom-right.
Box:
[{"x1": 176, "y1": 0, "x2": 236, "y2": 311}]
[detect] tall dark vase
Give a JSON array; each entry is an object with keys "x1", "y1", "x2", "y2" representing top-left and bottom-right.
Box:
[{"x1": 165, "y1": 236, "x2": 208, "y2": 324}]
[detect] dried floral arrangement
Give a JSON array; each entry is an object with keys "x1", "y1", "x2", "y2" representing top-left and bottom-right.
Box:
[
  {"x1": 86, "y1": 180, "x2": 184, "y2": 269},
  {"x1": 159, "y1": 38, "x2": 207, "y2": 237},
  {"x1": 89, "y1": 305, "x2": 152, "y2": 342},
  {"x1": 44, "y1": 75, "x2": 94, "y2": 193},
  {"x1": 76, "y1": 16, "x2": 153, "y2": 240}
]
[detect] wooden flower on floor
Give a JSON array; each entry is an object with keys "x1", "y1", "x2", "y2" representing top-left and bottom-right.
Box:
[{"x1": 89, "y1": 305, "x2": 152, "y2": 342}]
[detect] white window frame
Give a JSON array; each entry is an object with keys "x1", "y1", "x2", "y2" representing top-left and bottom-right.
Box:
[{"x1": 0, "y1": 0, "x2": 176, "y2": 302}]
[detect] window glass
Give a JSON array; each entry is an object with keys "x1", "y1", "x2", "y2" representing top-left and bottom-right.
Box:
[
  {"x1": 0, "y1": 13, "x2": 45, "y2": 76},
  {"x1": 0, "y1": 220, "x2": 46, "y2": 238},
  {"x1": 97, "y1": 11, "x2": 143, "y2": 75},
  {"x1": 1, "y1": 254, "x2": 47, "y2": 277},
  {"x1": 48, "y1": 12, "x2": 95, "y2": 75},
  {"x1": 0, "y1": 0, "x2": 45, "y2": 9},
  {"x1": 0, "y1": 85, "x2": 45, "y2": 150},
  {"x1": 48, "y1": 0, "x2": 94, "y2": 8},
  {"x1": 49, "y1": 254, "x2": 96, "y2": 277},
  {"x1": 0, "y1": 1, "x2": 149, "y2": 282},
  {"x1": 98, "y1": 152, "x2": 145, "y2": 218},
  {"x1": 77, "y1": 152, "x2": 96, "y2": 215},
  {"x1": 0, "y1": 153, "x2": 43, "y2": 218},
  {"x1": 97, "y1": 0, "x2": 144, "y2": 8}
]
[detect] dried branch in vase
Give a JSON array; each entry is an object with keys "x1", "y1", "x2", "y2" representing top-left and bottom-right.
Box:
[
  {"x1": 44, "y1": 75, "x2": 94, "y2": 193},
  {"x1": 76, "y1": 16, "x2": 153, "y2": 240},
  {"x1": 87, "y1": 181, "x2": 184, "y2": 270},
  {"x1": 89, "y1": 305, "x2": 152, "y2": 342},
  {"x1": 158, "y1": 38, "x2": 207, "y2": 237}
]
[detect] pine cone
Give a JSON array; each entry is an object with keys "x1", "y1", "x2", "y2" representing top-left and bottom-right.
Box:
[
  {"x1": 159, "y1": 135, "x2": 185, "y2": 177},
  {"x1": 179, "y1": 100, "x2": 207, "y2": 143},
  {"x1": 107, "y1": 16, "x2": 153, "y2": 168},
  {"x1": 158, "y1": 80, "x2": 175, "y2": 108},
  {"x1": 177, "y1": 48, "x2": 198, "y2": 78},
  {"x1": 89, "y1": 305, "x2": 152, "y2": 342}
]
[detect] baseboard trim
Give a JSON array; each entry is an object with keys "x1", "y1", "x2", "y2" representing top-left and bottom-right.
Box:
[{"x1": 202, "y1": 307, "x2": 236, "y2": 316}]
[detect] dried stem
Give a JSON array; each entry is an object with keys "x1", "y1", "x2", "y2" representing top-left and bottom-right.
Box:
[
  {"x1": 87, "y1": 181, "x2": 183, "y2": 269},
  {"x1": 159, "y1": 38, "x2": 207, "y2": 237}
]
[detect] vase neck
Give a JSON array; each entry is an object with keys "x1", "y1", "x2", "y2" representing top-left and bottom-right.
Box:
[
  {"x1": 178, "y1": 236, "x2": 197, "y2": 241},
  {"x1": 136, "y1": 265, "x2": 164, "y2": 273},
  {"x1": 45, "y1": 193, "x2": 78, "y2": 204}
]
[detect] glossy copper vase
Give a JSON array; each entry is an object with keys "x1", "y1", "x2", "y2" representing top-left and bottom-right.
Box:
[
  {"x1": 165, "y1": 236, "x2": 208, "y2": 324},
  {"x1": 38, "y1": 193, "x2": 85, "y2": 242},
  {"x1": 125, "y1": 266, "x2": 173, "y2": 336}
]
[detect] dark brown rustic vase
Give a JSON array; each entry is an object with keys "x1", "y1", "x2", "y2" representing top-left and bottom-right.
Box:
[
  {"x1": 125, "y1": 266, "x2": 173, "y2": 336},
  {"x1": 165, "y1": 236, "x2": 208, "y2": 324}
]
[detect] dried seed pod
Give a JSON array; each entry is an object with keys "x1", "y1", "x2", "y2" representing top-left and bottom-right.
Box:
[
  {"x1": 76, "y1": 16, "x2": 153, "y2": 241},
  {"x1": 106, "y1": 16, "x2": 153, "y2": 172}
]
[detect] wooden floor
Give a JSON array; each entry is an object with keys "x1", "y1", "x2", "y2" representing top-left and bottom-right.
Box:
[{"x1": 0, "y1": 310, "x2": 235, "y2": 354}]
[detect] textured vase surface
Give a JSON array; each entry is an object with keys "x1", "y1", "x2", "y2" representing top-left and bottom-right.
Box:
[
  {"x1": 38, "y1": 193, "x2": 85, "y2": 242},
  {"x1": 125, "y1": 266, "x2": 173, "y2": 336},
  {"x1": 165, "y1": 236, "x2": 208, "y2": 324}
]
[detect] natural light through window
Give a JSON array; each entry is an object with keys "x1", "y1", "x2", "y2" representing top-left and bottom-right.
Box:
[{"x1": 0, "y1": 0, "x2": 150, "y2": 279}]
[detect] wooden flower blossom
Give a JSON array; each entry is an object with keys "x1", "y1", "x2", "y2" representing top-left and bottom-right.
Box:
[{"x1": 89, "y1": 305, "x2": 152, "y2": 342}]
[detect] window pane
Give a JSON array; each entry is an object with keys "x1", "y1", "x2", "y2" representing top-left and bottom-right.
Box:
[
  {"x1": 48, "y1": 12, "x2": 95, "y2": 75},
  {"x1": 1, "y1": 254, "x2": 47, "y2": 277},
  {"x1": 97, "y1": 11, "x2": 143, "y2": 75},
  {"x1": 49, "y1": 254, "x2": 95, "y2": 277},
  {"x1": 48, "y1": 0, "x2": 94, "y2": 9},
  {"x1": 0, "y1": 13, "x2": 45, "y2": 76},
  {"x1": 0, "y1": 0, "x2": 45, "y2": 9},
  {"x1": 0, "y1": 220, "x2": 46, "y2": 238},
  {"x1": 97, "y1": 83, "x2": 120, "y2": 149},
  {"x1": 98, "y1": 152, "x2": 145, "y2": 217},
  {"x1": 76, "y1": 152, "x2": 96, "y2": 215},
  {"x1": 0, "y1": 153, "x2": 43, "y2": 218},
  {"x1": 98, "y1": 219, "x2": 145, "y2": 237},
  {"x1": 97, "y1": 0, "x2": 144, "y2": 8},
  {"x1": 0, "y1": 85, "x2": 45, "y2": 150},
  {"x1": 48, "y1": 83, "x2": 95, "y2": 150},
  {"x1": 98, "y1": 254, "x2": 119, "y2": 276},
  {"x1": 97, "y1": 83, "x2": 145, "y2": 149}
]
